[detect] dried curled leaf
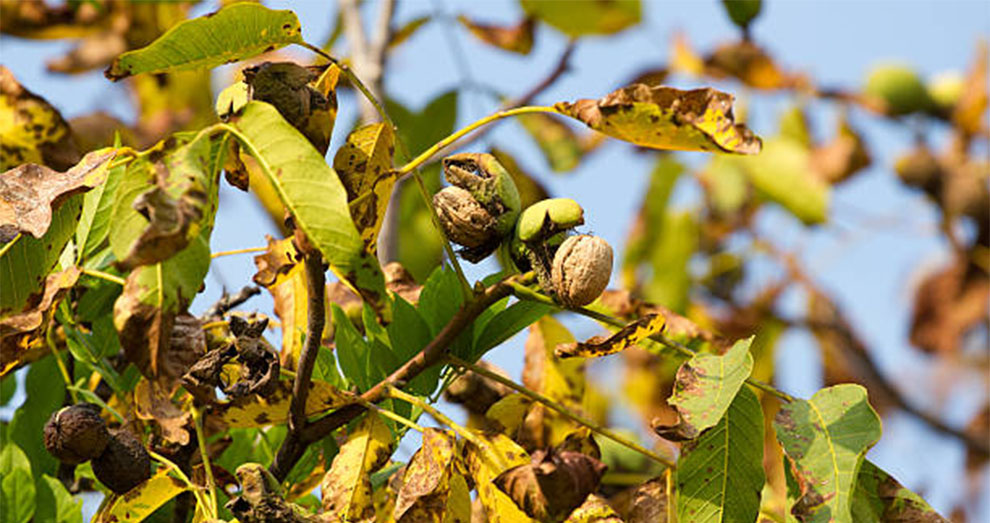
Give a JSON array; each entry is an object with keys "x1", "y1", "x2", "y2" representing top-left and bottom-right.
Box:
[
  {"x1": 457, "y1": 15, "x2": 535, "y2": 55},
  {"x1": 0, "y1": 66, "x2": 81, "y2": 171},
  {"x1": 556, "y1": 314, "x2": 665, "y2": 359},
  {"x1": 394, "y1": 428, "x2": 459, "y2": 521},
  {"x1": 0, "y1": 267, "x2": 80, "y2": 377},
  {"x1": 494, "y1": 448, "x2": 607, "y2": 521},
  {"x1": 133, "y1": 378, "x2": 190, "y2": 446},
  {"x1": 554, "y1": 84, "x2": 762, "y2": 154},
  {"x1": 0, "y1": 149, "x2": 114, "y2": 239}
]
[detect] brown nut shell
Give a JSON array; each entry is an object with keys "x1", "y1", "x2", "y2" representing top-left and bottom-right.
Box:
[
  {"x1": 92, "y1": 429, "x2": 152, "y2": 494},
  {"x1": 551, "y1": 235, "x2": 613, "y2": 307},
  {"x1": 43, "y1": 403, "x2": 111, "y2": 465},
  {"x1": 433, "y1": 186, "x2": 497, "y2": 248}
]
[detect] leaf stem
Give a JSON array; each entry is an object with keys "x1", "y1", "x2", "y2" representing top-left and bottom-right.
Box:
[
  {"x1": 210, "y1": 246, "x2": 267, "y2": 258},
  {"x1": 508, "y1": 283, "x2": 797, "y2": 403},
  {"x1": 191, "y1": 406, "x2": 218, "y2": 519},
  {"x1": 446, "y1": 355, "x2": 676, "y2": 468},
  {"x1": 396, "y1": 106, "x2": 560, "y2": 176},
  {"x1": 79, "y1": 267, "x2": 125, "y2": 286},
  {"x1": 355, "y1": 396, "x2": 424, "y2": 434},
  {"x1": 46, "y1": 325, "x2": 78, "y2": 404},
  {"x1": 387, "y1": 386, "x2": 484, "y2": 448}
]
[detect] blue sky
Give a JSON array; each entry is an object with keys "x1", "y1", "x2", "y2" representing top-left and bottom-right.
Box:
[{"x1": 3, "y1": 0, "x2": 988, "y2": 518}]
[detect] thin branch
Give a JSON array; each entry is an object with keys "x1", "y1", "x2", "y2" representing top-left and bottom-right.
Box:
[
  {"x1": 200, "y1": 286, "x2": 261, "y2": 319},
  {"x1": 447, "y1": 355, "x2": 676, "y2": 468},
  {"x1": 269, "y1": 273, "x2": 522, "y2": 480}
]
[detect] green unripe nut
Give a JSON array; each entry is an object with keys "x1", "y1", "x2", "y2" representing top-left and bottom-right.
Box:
[
  {"x1": 552, "y1": 235, "x2": 613, "y2": 307},
  {"x1": 864, "y1": 64, "x2": 933, "y2": 116},
  {"x1": 516, "y1": 198, "x2": 584, "y2": 244},
  {"x1": 927, "y1": 71, "x2": 964, "y2": 112},
  {"x1": 442, "y1": 153, "x2": 521, "y2": 236}
]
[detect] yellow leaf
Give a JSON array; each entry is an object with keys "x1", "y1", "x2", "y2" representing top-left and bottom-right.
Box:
[
  {"x1": 563, "y1": 494, "x2": 623, "y2": 522},
  {"x1": 94, "y1": 468, "x2": 189, "y2": 522},
  {"x1": 0, "y1": 66, "x2": 79, "y2": 170},
  {"x1": 333, "y1": 123, "x2": 397, "y2": 255},
  {"x1": 521, "y1": 0, "x2": 640, "y2": 37},
  {"x1": 217, "y1": 379, "x2": 356, "y2": 428},
  {"x1": 443, "y1": 472, "x2": 472, "y2": 523},
  {"x1": 463, "y1": 431, "x2": 534, "y2": 522},
  {"x1": 1, "y1": 267, "x2": 80, "y2": 377},
  {"x1": 457, "y1": 15, "x2": 535, "y2": 55},
  {"x1": 321, "y1": 412, "x2": 396, "y2": 521},
  {"x1": 554, "y1": 84, "x2": 762, "y2": 155},
  {"x1": 519, "y1": 316, "x2": 586, "y2": 447},
  {"x1": 394, "y1": 428, "x2": 458, "y2": 521},
  {"x1": 486, "y1": 394, "x2": 532, "y2": 435},
  {"x1": 555, "y1": 313, "x2": 665, "y2": 359}
]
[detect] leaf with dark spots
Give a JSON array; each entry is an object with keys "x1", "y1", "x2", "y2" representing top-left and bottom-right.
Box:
[
  {"x1": 394, "y1": 428, "x2": 458, "y2": 521},
  {"x1": 494, "y1": 448, "x2": 607, "y2": 521},
  {"x1": 133, "y1": 378, "x2": 191, "y2": 446},
  {"x1": 554, "y1": 84, "x2": 762, "y2": 154},
  {"x1": 564, "y1": 494, "x2": 624, "y2": 522},
  {"x1": 0, "y1": 267, "x2": 79, "y2": 377},
  {"x1": 0, "y1": 66, "x2": 81, "y2": 171},
  {"x1": 556, "y1": 313, "x2": 665, "y2": 359},
  {"x1": 333, "y1": 123, "x2": 397, "y2": 255},
  {"x1": 93, "y1": 467, "x2": 189, "y2": 523},
  {"x1": 105, "y1": 3, "x2": 304, "y2": 81},
  {"x1": 657, "y1": 337, "x2": 753, "y2": 440},
  {"x1": 608, "y1": 476, "x2": 667, "y2": 522},
  {"x1": 320, "y1": 412, "x2": 395, "y2": 520},
  {"x1": 0, "y1": 149, "x2": 114, "y2": 239},
  {"x1": 457, "y1": 15, "x2": 535, "y2": 55},
  {"x1": 216, "y1": 378, "x2": 356, "y2": 428},
  {"x1": 463, "y1": 430, "x2": 533, "y2": 522},
  {"x1": 773, "y1": 384, "x2": 882, "y2": 522},
  {"x1": 851, "y1": 460, "x2": 948, "y2": 522}
]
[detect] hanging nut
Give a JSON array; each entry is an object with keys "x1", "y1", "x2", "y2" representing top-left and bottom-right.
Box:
[
  {"x1": 92, "y1": 429, "x2": 152, "y2": 494},
  {"x1": 434, "y1": 186, "x2": 498, "y2": 250},
  {"x1": 442, "y1": 153, "x2": 521, "y2": 236},
  {"x1": 551, "y1": 235, "x2": 613, "y2": 307},
  {"x1": 43, "y1": 403, "x2": 111, "y2": 465}
]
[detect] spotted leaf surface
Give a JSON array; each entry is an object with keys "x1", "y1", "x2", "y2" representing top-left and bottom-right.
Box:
[
  {"x1": 321, "y1": 412, "x2": 396, "y2": 521},
  {"x1": 333, "y1": 123, "x2": 396, "y2": 255},
  {"x1": 555, "y1": 313, "x2": 665, "y2": 359}
]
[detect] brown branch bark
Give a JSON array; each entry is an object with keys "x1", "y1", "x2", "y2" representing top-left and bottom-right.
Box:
[
  {"x1": 200, "y1": 285, "x2": 261, "y2": 319},
  {"x1": 269, "y1": 275, "x2": 518, "y2": 481}
]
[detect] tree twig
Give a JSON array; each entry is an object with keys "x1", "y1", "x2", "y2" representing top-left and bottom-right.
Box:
[
  {"x1": 268, "y1": 273, "x2": 521, "y2": 480},
  {"x1": 200, "y1": 285, "x2": 261, "y2": 319}
]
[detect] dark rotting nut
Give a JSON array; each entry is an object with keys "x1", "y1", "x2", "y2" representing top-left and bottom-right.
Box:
[
  {"x1": 43, "y1": 403, "x2": 111, "y2": 465},
  {"x1": 92, "y1": 429, "x2": 152, "y2": 494}
]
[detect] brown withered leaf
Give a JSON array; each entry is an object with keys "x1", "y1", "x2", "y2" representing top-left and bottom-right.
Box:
[
  {"x1": 226, "y1": 463, "x2": 322, "y2": 523},
  {"x1": 495, "y1": 448, "x2": 607, "y2": 521},
  {"x1": 69, "y1": 112, "x2": 137, "y2": 152},
  {"x1": 0, "y1": 266, "x2": 79, "y2": 377},
  {"x1": 47, "y1": 31, "x2": 127, "y2": 74},
  {"x1": 555, "y1": 84, "x2": 762, "y2": 154},
  {"x1": 704, "y1": 40, "x2": 798, "y2": 90},
  {"x1": 0, "y1": 0, "x2": 115, "y2": 39},
  {"x1": 393, "y1": 428, "x2": 458, "y2": 521},
  {"x1": 608, "y1": 477, "x2": 666, "y2": 523},
  {"x1": 445, "y1": 359, "x2": 514, "y2": 416},
  {"x1": 0, "y1": 149, "x2": 114, "y2": 239},
  {"x1": 134, "y1": 378, "x2": 191, "y2": 445},
  {"x1": 624, "y1": 68, "x2": 670, "y2": 88},
  {"x1": 321, "y1": 412, "x2": 396, "y2": 521},
  {"x1": 909, "y1": 256, "x2": 989, "y2": 355},
  {"x1": 457, "y1": 15, "x2": 535, "y2": 55},
  {"x1": 0, "y1": 66, "x2": 80, "y2": 171},
  {"x1": 555, "y1": 313, "x2": 665, "y2": 359},
  {"x1": 810, "y1": 113, "x2": 871, "y2": 184},
  {"x1": 117, "y1": 185, "x2": 207, "y2": 270},
  {"x1": 599, "y1": 290, "x2": 732, "y2": 352}
]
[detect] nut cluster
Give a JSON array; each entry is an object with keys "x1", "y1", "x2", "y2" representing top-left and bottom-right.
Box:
[
  {"x1": 44, "y1": 403, "x2": 151, "y2": 494},
  {"x1": 434, "y1": 152, "x2": 613, "y2": 307}
]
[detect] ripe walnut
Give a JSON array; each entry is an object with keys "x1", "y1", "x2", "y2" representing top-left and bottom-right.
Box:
[
  {"x1": 43, "y1": 403, "x2": 111, "y2": 465},
  {"x1": 551, "y1": 235, "x2": 613, "y2": 307}
]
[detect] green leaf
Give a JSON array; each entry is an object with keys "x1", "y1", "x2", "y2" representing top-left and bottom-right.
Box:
[
  {"x1": 621, "y1": 155, "x2": 683, "y2": 288},
  {"x1": 417, "y1": 266, "x2": 465, "y2": 334},
  {"x1": 521, "y1": 0, "x2": 641, "y2": 36},
  {"x1": 663, "y1": 337, "x2": 754, "y2": 439},
  {"x1": 105, "y1": 3, "x2": 304, "y2": 80},
  {"x1": 230, "y1": 101, "x2": 388, "y2": 318},
  {"x1": 677, "y1": 387, "x2": 765, "y2": 523},
  {"x1": 76, "y1": 160, "x2": 126, "y2": 262},
  {"x1": 332, "y1": 304, "x2": 372, "y2": 391},
  {"x1": 36, "y1": 475, "x2": 83, "y2": 523},
  {"x1": 851, "y1": 460, "x2": 947, "y2": 522},
  {"x1": 555, "y1": 85, "x2": 762, "y2": 154},
  {"x1": 0, "y1": 442, "x2": 34, "y2": 523},
  {"x1": 472, "y1": 300, "x2": 552, "y2": 360},
  {"x1": 643, "y1": 210, "x2": 697, "y2": 313},
  {"x1": 517, "y1": 112, "x2": 584, "y2": 172},
  {"x1": 0, "y1": 374, "x2": 15, "y2": 405},
  {"x1": 774, "y1": 384, "x2": 883, "y2": 523},
  {"x1": 386, "y1": 297, "x2": 437, "y2": 395},
  {"x1": 739, "y1": 138, "x2": 829, "y2": 224},
  {"x1": 9, "y1": 356, "x2": 63, "y2": 482}
]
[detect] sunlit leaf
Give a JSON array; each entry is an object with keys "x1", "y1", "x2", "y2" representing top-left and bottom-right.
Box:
[
  {"x1": 521, "y1": 0, "x2": 640, "y2": 36},
  {"x1": 677, "y1": 387, "x2": 765, "y2": 523},
  {"x1": 94, "y1": 468, "x2": 189, "y2": 523},
  {"x1": 217, "y1": 378, "x2": 355, "y2": 428},
  {"x1": 76, "y1": 158, "x2": 127, "y2": 261},
  {"x1": 564, "y1": 494, "x2": 624, "y2": 522},
  {"x1": 739, "y1": 137, "x2": 829, "y2": 224},
  {"x1": 0, "y1": 443, "x2": 34, "y2": 523},
  {"x1": 105, "y1": 3, "x2": 304, "y2": 80},
  {"x1": 321, "y1": 412, "x2": 396, "y2": 521},
  {"x1": 463, "y1": 431, "x2": 534, "y2": 522},
  {"x1": 555, "y1": 84, "x2": 762, "y2": 154},
  {"x1": 659, "y1": 337, "x2": 754, "y2": 440},
  {"x1": 36, "y1": 474, "x2": 83, "y2": 523},
  {"x1": 556, "y1": 313, "x2": 665, "y2": 359},
  {"x1": 0, "y1": 66, "x2": 80, "y2": 171},
  {"x1": 394, "y1": 428, "x2": 458, "y2": 521},
  {"x1": 518, "y1": 112, "x2": 584, "y2": 173},
  {"x1": 609, "y1": 476, "x2": 667, "y2": 522},
  {"x1": 458, "y1": 15, "x2": 535, "y2": 55},
  {"x1": 851, "y1": 460, "x2": 948, "y2": 522},
  {"x1": 334, "y1": 123, "x2": 397, "y2": 255},
  {"x1": 774, "y1": 384, "x2": 882, "y2": 523},
  {"x1": 231, "y1": 101, "x2": 389, "y2": 318},
  {"x1": 519, "y1": 316, "x2": 586, "y2": 448},
  {"x1": 1, "y1": 267, "x2": 79, "y2": 377}
]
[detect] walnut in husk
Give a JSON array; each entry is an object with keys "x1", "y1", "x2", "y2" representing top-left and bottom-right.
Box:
[{"x1": 43, "y1": 403, "x2": 111, "y2": 465}]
